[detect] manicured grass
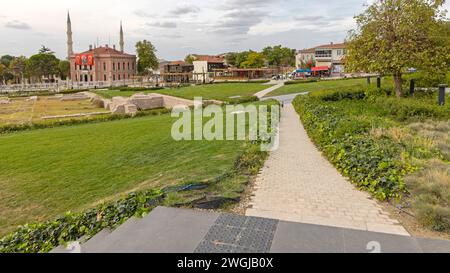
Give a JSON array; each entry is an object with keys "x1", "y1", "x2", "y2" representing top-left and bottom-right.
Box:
[
  {"x1": 94, "y1": 83, "x2": 271, "y2": 101},
  {"x1": 0, "y1": 113, "x2": 245, "y2": 235},
  {"x1": 265, "y1": 78, "x2": 375, "y2": 97}
]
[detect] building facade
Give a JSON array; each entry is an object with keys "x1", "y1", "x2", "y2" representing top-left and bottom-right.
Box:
[
  {"x1": 296, "y1": 42, "x2": 347, "y2": 75},
  {"x1": 160, "y1": 61, "x2": 194, "y2": 83},
  {"x1": 192, "y1": 55, "x2": 225, "y2": 82},
  {"x1": 70, "y1": 46, "x2": 137, "y2": 83},
  {"x1": 67, "y1": 12, "x2": 137, "y2": 83}
]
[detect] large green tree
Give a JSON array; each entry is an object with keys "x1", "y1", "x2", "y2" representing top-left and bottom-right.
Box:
[
  {"x1": 0, "y1": 55, "x2": 14, "y2": 83},
  {"x1": 346, "y1": 0, "x2": 449, "y2": 97},
  {"x1": 26, "y1": 48, "x2": 60, "y2": 82},
  {"x1": 0, "y1": 63, "x2": 5, "y2": 84},
  {"x1": 9, "y1": 56, "x2": 27, "y2": 84},
  {"x1": 262, "y1": 45, "x2": 296, "y2": 67},
  {"x1": 240, "y1": 52, "x2": 265, "y2": 68},
  {"x1": 58, "y1": 60, "x2": 70, "y2": 80},
  {"x1": 135, "y1": 40, "x2": 159, "y2": 75}
]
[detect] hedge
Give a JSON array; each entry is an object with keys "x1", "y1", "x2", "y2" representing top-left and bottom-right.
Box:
[
  {"x1": 284, "y1": 79, "x2": 319, "y2": 85},
  {"x1": 0, "y1": 108, "x2": 171, "y2": 135}
]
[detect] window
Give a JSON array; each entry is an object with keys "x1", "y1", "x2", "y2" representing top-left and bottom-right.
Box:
[
  {"x1": 104, "y1": 74, "x2": 107, "y2": 81},
  {"x1": 118, "y1": 74, "x2": 121, "y2": 80},
  {"x1": 89, "y1": 65, "x2": 92, "y2": 70},
  {"x1": 103, "y1": 62, "x2": 106, "y2": 70},
  {"x1": 132, "y1": 62, "x2": 135, "y2": 70},
  {"x1": 90, "y1": 75, "x2": 93, "y2": 81},
  {"x1": 316, "y1": 50, "x2": 332, "y2": 58},
  {"x1": 113, "y1": 63, "x2": 115, "y2": 70},
  {"x1": 128, "y1": 62, "x2": 130, "y2": 70},
  {"x1": 123, "y1": 62, "x2": 125, "y2": 70},
  {"x1": 113, "y1": 75, "x2": 116, "y2": 81},
  {"x1": 117, "y1": 62, "x2": 120, "y2": 71}
]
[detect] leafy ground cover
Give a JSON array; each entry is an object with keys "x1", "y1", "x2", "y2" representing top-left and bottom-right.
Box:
[{"x1": 293, "y1": 86, "x2": 450, "y2": 233}]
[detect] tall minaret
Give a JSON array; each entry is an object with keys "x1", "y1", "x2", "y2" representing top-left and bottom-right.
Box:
[
  {"x1": 67, "y1": 11, "x2": 74, "y2": 59},
  {"x1": 119, "y1": 21, "x2": 124, "y2": 53}
]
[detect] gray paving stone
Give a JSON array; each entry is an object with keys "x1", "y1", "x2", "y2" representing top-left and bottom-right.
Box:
[
  {"x1": 270, "y1": 221, "x2": 346, "y2": 253},
  {"x1": 85, "y1": 207, "x2": 219, "y2": 253},
  {"x1": 415, "y1": 238, "x2": 450, "y2": 253},
  {"x1": 342, "y1": 229, "x2": 422, "y2": 253}
]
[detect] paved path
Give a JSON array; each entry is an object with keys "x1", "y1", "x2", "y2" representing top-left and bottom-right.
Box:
[
  {"x1": 246, "y1": 102, "x2": 409, "y2": 236},
  {"x1": 254, "y1": 82, "x2": 285, "y2": 99}
]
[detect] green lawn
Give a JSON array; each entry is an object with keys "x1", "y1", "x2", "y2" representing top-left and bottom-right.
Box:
[
  {"x1": 94, "y1": 83, "x2": 271, "y2": 101},
  {"x1": 265, "y1": 78, "x2": 378, "y2": 97},
  {"x1": 0, "y1": 113, "x2": 247, "y2": 235}
]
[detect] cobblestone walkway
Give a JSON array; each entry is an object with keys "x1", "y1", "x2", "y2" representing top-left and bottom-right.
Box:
[{"x1": 246, "y1": 103, "x2": 409, "y2": 236}]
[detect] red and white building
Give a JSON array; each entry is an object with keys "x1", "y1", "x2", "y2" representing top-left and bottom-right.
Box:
[{"x1": 67, "y1": 12, "x2": 137, "y2": 83}]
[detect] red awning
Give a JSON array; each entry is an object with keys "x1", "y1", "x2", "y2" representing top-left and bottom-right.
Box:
[{"x1": 311, "y1": 66, "x2": 330, "y2": 72}]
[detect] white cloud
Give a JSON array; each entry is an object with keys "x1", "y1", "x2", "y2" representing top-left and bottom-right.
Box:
[{"x1": 0, "y1": 0, "x2": 448, "y2": 60}]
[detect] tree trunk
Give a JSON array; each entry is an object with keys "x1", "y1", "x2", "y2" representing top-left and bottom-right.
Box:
[{"x1": 393, "y1": 73, "x2": 403, "y2": 98}]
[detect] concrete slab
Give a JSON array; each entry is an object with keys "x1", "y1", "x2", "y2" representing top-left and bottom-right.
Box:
[
  {"x1": 415, "y1": 238, "x2": 450, "y2": 253},
  {"x1": 85, "y1": 207, "x2": 219, "y2": 253},
  {"x1": 341, "y1": 229, "x2": 422, "y2": 253},
  {"x1": 270, "y1": 221, "x2": 345, "y2": 253}
]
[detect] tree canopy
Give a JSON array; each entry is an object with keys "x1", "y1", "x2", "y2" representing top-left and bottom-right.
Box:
[
  {"x1": 26, "y1": 48, "x2": 60, "y2": 81},
  {"x1": 135, "y1": 40, "x2": 159, "y2": 75},
  {"x1": 346, "y1": 0, "x2": 450, "y2": 97},
  {"x1": 240, "y1": 52, "x2": 265, "y2": 68},
  {"x1": 262, "y1": 45, "x2": 296, "y2": 67}
]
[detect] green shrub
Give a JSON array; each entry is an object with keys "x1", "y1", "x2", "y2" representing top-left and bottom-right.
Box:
[
  {"x1": 405, "y1": 160, "x2": 450, "y2": 232},
  {"x1": 214, "y1": 80, "x2": 270, "y2": 84},
  {"x1": 226, "y1": 96, "x2": 259, "y2": 105},
  {"x1": 284, "y1": 79, "x2": 319, "y2": 85}
]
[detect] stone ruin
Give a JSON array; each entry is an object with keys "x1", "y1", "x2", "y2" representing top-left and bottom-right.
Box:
[
  {"x1": 78, "y1": 92, "x2": 195, "y2": 116},
  {"x1": 0, "y1": 98, "x2": 11, "y2": 104}
]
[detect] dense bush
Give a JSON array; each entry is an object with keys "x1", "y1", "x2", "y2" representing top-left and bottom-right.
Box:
[
  {"x1": 115, "y1": 87, "x2": 164, "y2": 92},
  {"x1": 403, "y1": 71, "x2": 450, "y2": 88},
  {"x1": 226, "y1": 96, "x2": 259, "y2": 105},
  {"x1": 284, "y1": 79, "x2": 319, "y2": 85},
  {"x1": 405, "y1": 160, "x2": 450, "y2": 232},
  {"x1": 213, "y1": 80, "x2": 270, "y2": 84}
]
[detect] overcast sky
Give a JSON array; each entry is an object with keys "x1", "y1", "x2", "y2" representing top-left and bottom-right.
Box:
[{"x1": 0, "y1": 0, "x2": 448, "y2": 60}]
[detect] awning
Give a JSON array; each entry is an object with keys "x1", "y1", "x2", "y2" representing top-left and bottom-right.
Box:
[
  {"x1": 296, "y1": 69, "x2": 312, "y2": 73},
  {"x1": 311, "y1": 66, "x2": 330, "y2": 72}
]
